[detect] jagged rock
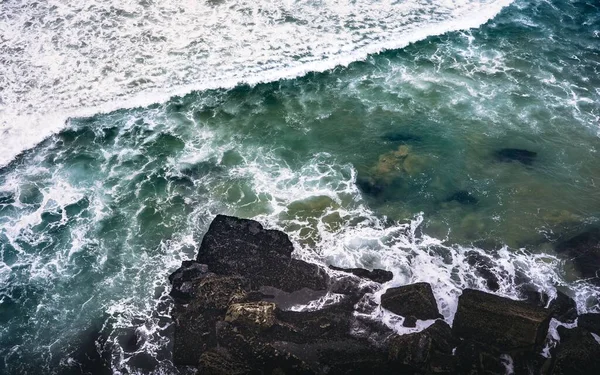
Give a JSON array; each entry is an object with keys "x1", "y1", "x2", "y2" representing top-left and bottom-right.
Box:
[
  {"x1": 387, "y1": 320, "x2": 456, "y2": 373},
  {"x1": 329, "y1": 265, "x2": 393, "y2": 283},
  {"x1": 225, "y1": 302, "x2": 276, "y2": 329},
  {"x1": 552, "y1": 326, "x2": 600, "y2": 374},
  {"x1": 381, "y1": 283, "x2": 443, "y2": 320},
  {"x1": 452, "y1": 289, "x2": 552, "y2": 353},
  {"x1": 555, "y1": 228, "x2": 600, "y2": 285},
  {"x1": 495, "y1": 148, "x2": 537, "y2": 165},
  {"x1": 549, "y1": 290, "x2": 578, "y2": 323},
  {"x1": 168, "y1": 260, "x2": 213, "y2": 302},
  {"x1": 578, "y1": 313, "x2": 600, "y2": 336},
  {"x1": 196, "y1": 215, "x2": 329, "y2": 292},
  {"x1": 466, "y1": 252, "x2": 500, "y2": 292}
]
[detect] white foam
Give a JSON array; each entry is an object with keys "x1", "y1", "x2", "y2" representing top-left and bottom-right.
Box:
[{"x1": 0, "y1": 0, "x2": 514, "y2": 167}]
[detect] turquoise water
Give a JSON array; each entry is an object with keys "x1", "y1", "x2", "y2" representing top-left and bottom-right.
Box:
[{"x1": 1, "y1": 0, "x2": 600, "y2": 373}]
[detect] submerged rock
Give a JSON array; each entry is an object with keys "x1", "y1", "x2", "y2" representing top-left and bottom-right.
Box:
[
  {"x1": 382, "y1": 132, "x2": 423, "y2": 143},
  {"x1": 466, "y1": 252, "x2": 501, "y2": 292},
  {"x1": 555, "y1": 228, "x2": 600, "y2": 285},
  {"x1": 495, "y1": 148, "x2": 537, "y2": 165},
  {"x1": 381, "y1": 282, "x2": 443, "y2": 320},
  {"x1": 445, "y1": 190, "x2": 478, "y2": 205},
  {"x1": 328, "y1": 265, "x2": 393, "y2": 283},
  {"x1": 452, "y1": 289, "x2": 552, "y2": 353},
  {"x1": 196, "y1": 215, "x2": 329, "y2": 292}
]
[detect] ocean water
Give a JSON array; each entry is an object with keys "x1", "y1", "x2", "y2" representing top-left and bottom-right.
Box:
[{"x1": 1, "y1": 0, "x2": 600, "y2": 373}]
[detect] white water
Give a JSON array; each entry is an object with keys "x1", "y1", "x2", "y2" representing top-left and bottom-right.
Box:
[{"x1": 0, "y1": 0, "x2": 514, "y2": 167}]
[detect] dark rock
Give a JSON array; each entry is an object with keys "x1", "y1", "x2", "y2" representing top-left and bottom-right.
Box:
[
  {"x1": 555, "y1": 228, "x2": 600, "y2": 285},
  {"x1": 198, "y1": 349, "x2": 251, "y2": 374},
  {"x1": 519, "y1": 285, "x2": 550, "y2": 307},
  {"x1": 382, "y1": 132, "x2": 422, "y2": 143},
  {"x1": 549, "y1": 290, "x2": 578, "y2": 323},
  {"x1": 553, "y1": 326, "x2": 600, "y2": 374},
  {"x1": 452, "y1": 289, "x2": 552, "y2": 353},
  {"x1": 403, "y1": 316, "x2": 417, "y2": 328},
  {"x1": 466, "y1": 253, "x2": 500, "y2": 292},
  {"x1": 196, "y1": 215, "x2": 329, "y2": 292},
  {"x1": 445, "y1": 190, "x2": 478, "y2": 205},
  {"x1": 64, "y1": 318, "x2": 112, "y2": 375},
  {"x1": 495, "y1": 148, "x2": 537, "y2": 165},
  {"x1": 578, "y1": 313, "x2": 600, "y2": 336},
  {"x1": 387, "y1": 321, "x2": 457, "y2": 373},
  {"x1": 356, "y1": 176, "x2": 385, "y2": 197},
  {"x1": 454, "y1": 340, "x2": 506, "y2": 375},
  {"x1": 168, "y1": 260, "x2": 213, "y2": 302},
  {"x1": 381, "y1": 283, "x2": 442, "y2": 320},
  {"x1": 329, "y1": 265, "x2": 393, "y2": 283}
]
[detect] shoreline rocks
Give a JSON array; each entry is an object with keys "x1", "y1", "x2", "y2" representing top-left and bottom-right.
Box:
[{"x1": 168, "y1": 215, "x2": 600, "y2": 374}]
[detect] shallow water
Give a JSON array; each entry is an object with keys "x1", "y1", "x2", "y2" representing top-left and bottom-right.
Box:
[{"x1": 1, "y1": 0, "x2": 600, "y2": 373}]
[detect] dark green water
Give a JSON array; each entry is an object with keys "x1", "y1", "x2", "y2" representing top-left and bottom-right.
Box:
[{"x1": 1, "y1": 0, "x2": 599, "y2": 373}]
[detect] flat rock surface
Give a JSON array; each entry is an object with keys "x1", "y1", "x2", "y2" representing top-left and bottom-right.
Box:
[
  {"x1": 452, "y1": 289, "x2": 552, "y2": 352},
  {"x1": 380, "y1": 282, "x2": 442, "y2": 320}
]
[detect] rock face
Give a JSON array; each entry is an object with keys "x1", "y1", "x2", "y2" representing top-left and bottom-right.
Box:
[
  {"x1": 381, "y1": 282, "x2": 443, "y2": 321},
  {"x1": 555, "y1": 228, "x2": 600, "y2": 285},
  {"x1": 452, "y1": 289, "x2": 552, "y2": 353}
]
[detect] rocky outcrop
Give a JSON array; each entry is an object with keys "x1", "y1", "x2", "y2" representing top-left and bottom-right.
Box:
[
  {"x1": 381, "y1": 282, "x2": 443, "y2": 321},
  {"x1": 196, "y1": 215, "x2": 329, "y2": 292},
  {"x1": 168, "y1": 215, "x2": 567, "y2": 374},
  {"x1": 452, "y1": 289, "x2": 552, "y2": 353}
]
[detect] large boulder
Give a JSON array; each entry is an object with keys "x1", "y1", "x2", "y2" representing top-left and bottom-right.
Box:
[
  {"x1": 387, "y1": 320, "x2": 457, "y2": 373},
  {"x1": 552, "y1": 326, "x2": 600, "y2": 374},
  {"x1": 555, "y1": 228, "x2": 600, "y2": 285},
  {"x1": 196, "y1": 215, "x2": 329, "y2": 292},
  {"x1": 381, "y1": 282, "x2": 443, "y2": 320},
  {"x1": 452, "y1": 289, "x2": 552, "y2": 353}
]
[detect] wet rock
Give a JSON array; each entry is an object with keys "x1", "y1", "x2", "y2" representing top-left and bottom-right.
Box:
[
  {"x1": 225, "y1": 302, "x2": 276, "y2": 329},
  {"x1": 552, "y1": 326, "x2": 600, "y2": 374},
  {"x1": 555, "y1": 228, "x2": 600, "y2": 285},
  {"x1": 549, "y1": 290, "x2": 578, "y2": 323},
  {"x1": 402, "y1": 316, "x2": 417, "y2": 328},
  {"x1": 168, "y1": 260, "x2": 213, "y2": 302},
  {"x1": 452, "y1": 289, "x2": 552, "y2": 353},
  {"x1": 196, "y1": 215, "x2": 329, "y2": 292},
  {"x1": 329, "y1": 265, "x2": 393, "y2": 283},
  {"x1": 578, "y1": 313, "x2": 600, "y2": 336},
  {"x1": 495, "y1": 148, "x2": 537, "y2": 165},
  {"x1": 518, "y1": 285, "x2": 550, "y2": 307},
  {"x1": 445, "y1": 190, "x2": 478, "y2": 205},
  {"x1": 387, "y1": 320, "x2": 456, "y2": 373},
  {"x1": 466, "y1": 252, "x2": 500, "y2": 292},
  {"x1": 380, "y1": 282, "x2": 443, "y2": 320}
]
